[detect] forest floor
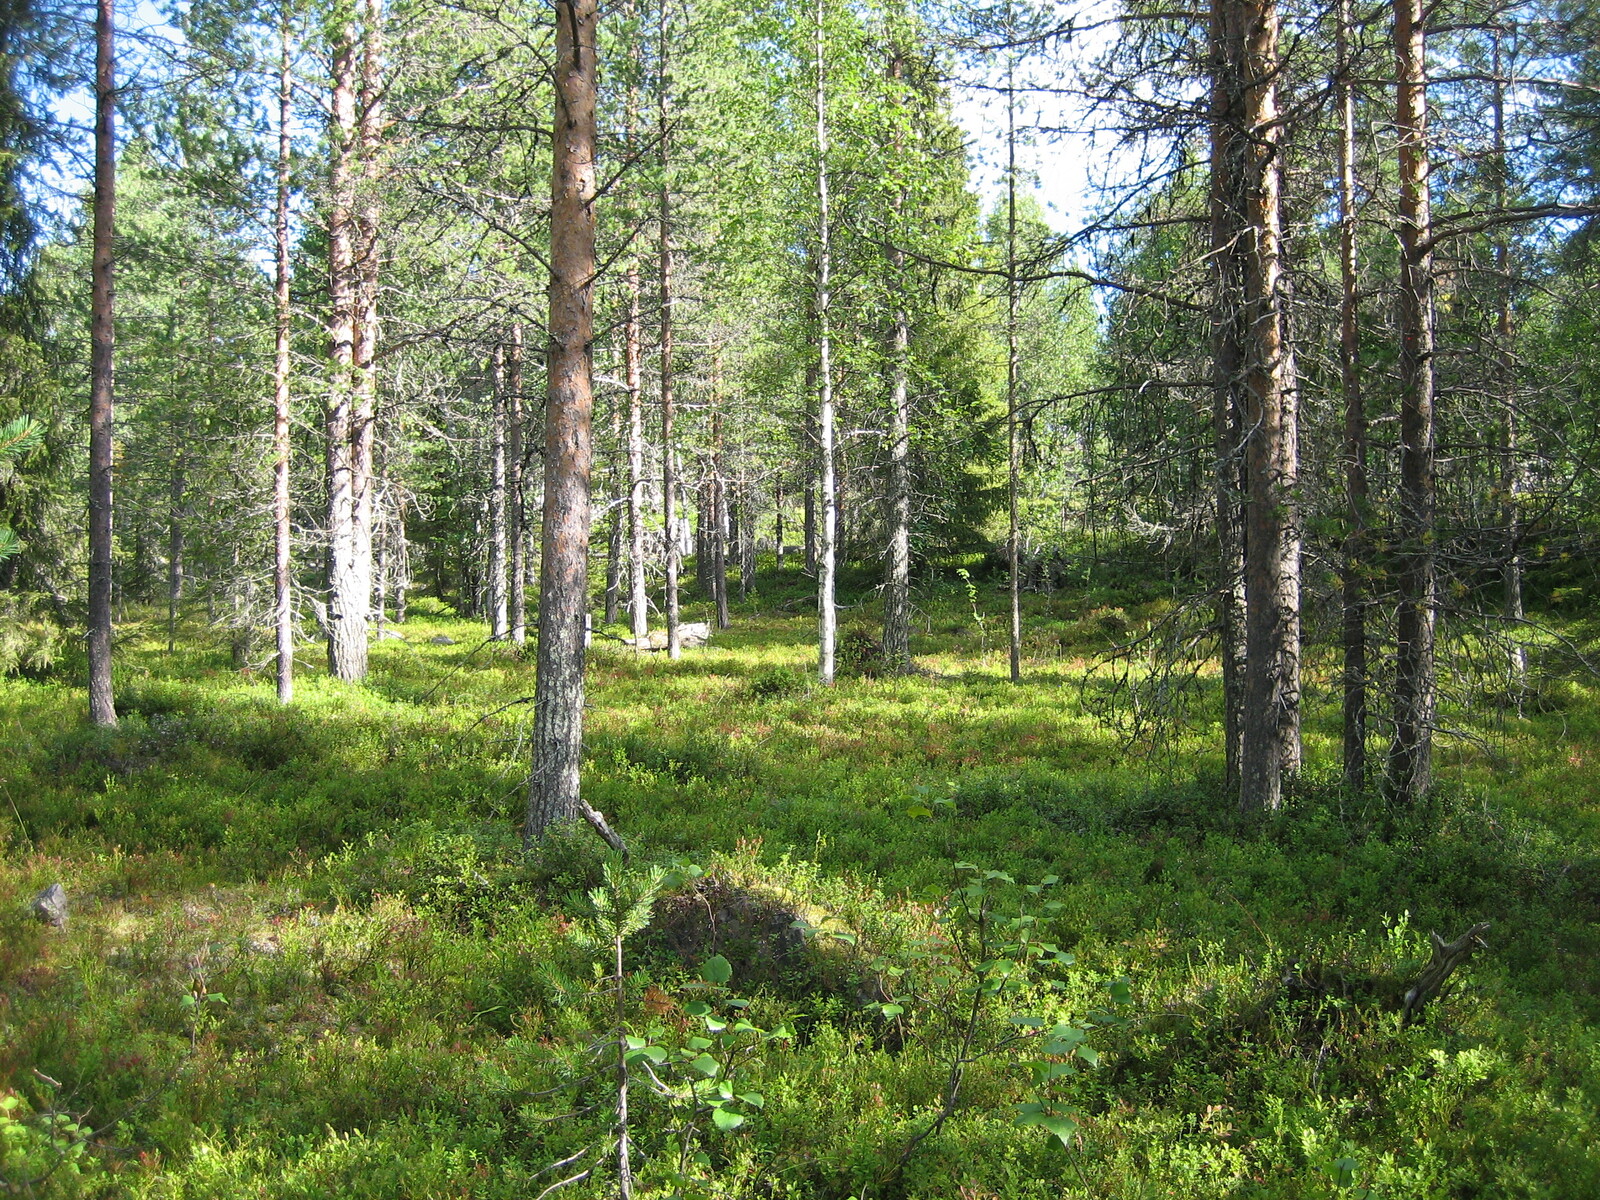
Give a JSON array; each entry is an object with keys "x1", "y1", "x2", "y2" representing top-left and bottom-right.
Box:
[{"x1": 4, "y1": 560, "x2": 1600, "y2": 1198}]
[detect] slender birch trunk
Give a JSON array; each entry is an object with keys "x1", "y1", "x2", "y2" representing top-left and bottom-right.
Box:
[
  {"x1": 350, "y1": 0, "x2": 383, "y2": 656},
  {"x1": 882, "y1": 49, "x2": 912, "y2": 672},
  {"x1": 325, "y1": 9, "x2": 364, "y2": 682},
  {"x1": 815, "y1": 0, "x2": 837, "y2": 686},
  {"x1": 87, "y1": 0, "x2": 117, "y2": 726},
  {"x1": 274, "y1": 10, "x2": 295, "y2": 702}
]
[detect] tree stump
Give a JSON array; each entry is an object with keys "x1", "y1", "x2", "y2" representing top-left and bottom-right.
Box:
[{"x1": 1402, "y1": 922, "x2": 1490, "y2": 1026}]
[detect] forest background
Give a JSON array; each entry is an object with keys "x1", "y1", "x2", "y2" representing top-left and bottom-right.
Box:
[{"x1": 5, "y1": 0, "x2": 1600, "y2": 1195}]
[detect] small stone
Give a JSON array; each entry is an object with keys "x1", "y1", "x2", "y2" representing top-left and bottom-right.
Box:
[
  {"x1": 429, "y1": 634, "x2": 457, "y2": 646},
  {"x1": 245, "y1": 931, "x2": 281, "y2": 956},
  {"x1": 31, "y1": 883, "x2": 67, "y2": 929}
]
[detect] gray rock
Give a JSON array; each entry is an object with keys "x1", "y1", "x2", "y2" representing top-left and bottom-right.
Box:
[
  {"x1": 628, "y1": 622, "x2": 712, "y2": 650},
  {"x1": 429, "y1": 634, "x2": 457, "y2": 645},
  {"x1": 31, "y1": 883, "x2": 67, "y2": 929},
  {"x1": 245, "y1": 931, "x2": 281, "y2": 956}
]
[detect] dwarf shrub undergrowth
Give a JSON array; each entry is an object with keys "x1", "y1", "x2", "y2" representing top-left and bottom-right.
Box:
[{"x1": 3, "y1": 576, "x2": 1600, "y2": 1196}]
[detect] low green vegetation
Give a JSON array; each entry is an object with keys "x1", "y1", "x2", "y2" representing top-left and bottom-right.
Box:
[{"x1": 4, "y1": 563, "x2": 1600, "y2": 1198}]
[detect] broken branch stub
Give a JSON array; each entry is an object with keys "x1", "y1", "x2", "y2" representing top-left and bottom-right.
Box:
[{"x1": 1402, "y1": 921, "x2": 1490, "y2": 1027}]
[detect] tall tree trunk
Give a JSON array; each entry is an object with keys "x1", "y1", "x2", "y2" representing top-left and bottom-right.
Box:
[
  {"x1": 87, "y1": 0, "x2": 117, "y2": 727},
  {"x1": 1209, "y1": 0, "x2": 1244, "y2": 788},
  {"x1": 1337, "y1": 0, "x2": 1366, "y2": 787},
  {"x1": 529, "y1": 342, "x2": 546, "y2": 614},
  {"x1": 488, "y1": 343, "x2": 509, "y2": 639},
  {"x1": 622, "y1": 1, "x2": 648, "y2": 647},
  {"x1": 527, "y1": 0, "x2": 622, "y2": 854},
  {"x1": 394, "y1": 496, "x2": 409, "y2": 623},
  {"x1": 694, "y1": 481, "x2": 708, "y2": 597},
  {"x1": 274, "y1": 9, "x2": 295, "y2": 703},
  {"x1": 738, "y1": 486, "x2": 754, "y2": 600},
  {"x1": 659, "y1": 0, "x2": 680, "y2": 660},
  {"x1": 882, "y1": 49, "x2": 912, "y2": 672},
  {"x1": 1388, "y1": 0, "x2": 1437, "y2": 805},
  {"x1": 602, "y1": 325, "x2": 622, "y2": 625},
  {"x1": 775, "y1": 480, "x2": 786, "y2": 569},
  {"x1": 509, "y1": 322, "x2": 528, "y2": 644},
  {"x1": 804, "y1": 476, "x2": 816, "y2": 574},
  {"x1": 1005, "y1": 50, "x2": 1022, "y2": 684},
  {"x1": 835, "y1": 438, "x2": 849, "y2": 563},
  {"x1": 350, "y1": 0, "x2": 383, "y2": 658},
  {"x1": 1492, "y1": 33, "x2": 1525, "y2": 692},
  {"x1": 1234, "y1": 0, "x2": 1299, "y2": 812},
  {"x1": 815, "y1": 0, "x2": 837, "y2": 686},
  {"x1": 712, "y1": 400, "x2": 729, "y2": 630},
  {"x1": 375, "y1": 466, "x2": 388, "y2": 635},
  {"x1": 325, "y1": 10, "x2": 365, "y2": 682},
  {"x1": 167, "y1": 452, "x2": 183, "y2": 654},
  {"x1": 604, "y1": 371, "x2": 623, "y2": 625},
  {"x1": 624, "y1": 264, "x2": 648, "y2": 644},
  {"x1": 165, "y1": 313, "x2": 183, "y2": 655},
  {"x1": 1277, "y1": 303, "x2": 1302, "y2": 780}
]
